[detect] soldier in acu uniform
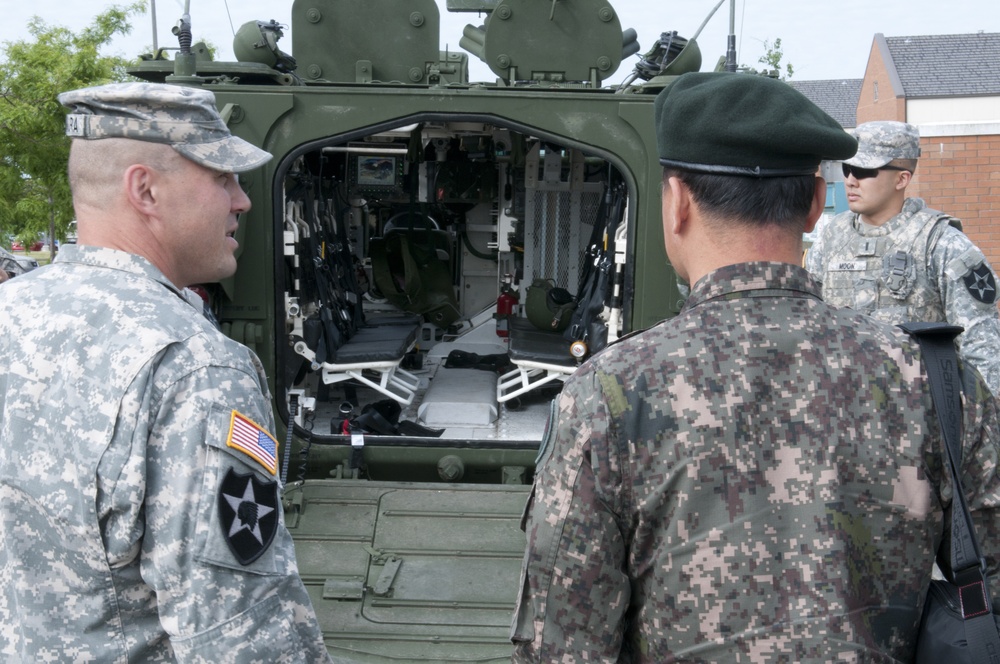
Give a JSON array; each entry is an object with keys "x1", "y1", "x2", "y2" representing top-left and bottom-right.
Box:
[
  {"x1": 0, "y1": 83, "x2": 334, "y2": 662},
  {"x1": 806, "y1": 120, "x2": 1000, "y2": 394},
  {"x1": 510, "y1": 73, "x2": 1000, "y2": 662}
]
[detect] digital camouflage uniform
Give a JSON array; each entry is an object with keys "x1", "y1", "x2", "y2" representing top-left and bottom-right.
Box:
[
  {"x1": 807, "y1": 120, "x2": 1000, "y2": 396},
  {"x1": 0, "y1": 245, "x2": 332, "y2": 662},
  {"x1": 511, "y1": 262, "x2": 1000, "y2": 663},
  {"x1": 1, "y1": 80, "x2": 333, "y2": 663},
  {"x1": 807, "y1": 197, "x2": 1000, "y2": 395}
]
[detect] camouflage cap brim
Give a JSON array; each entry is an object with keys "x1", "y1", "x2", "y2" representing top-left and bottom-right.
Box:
[
  {"x1": 176, "y1": 135, "x2": 273, "y2": 173},
  {"x1": 843, "y1": 152, "x2": 894, "y2": 169}
]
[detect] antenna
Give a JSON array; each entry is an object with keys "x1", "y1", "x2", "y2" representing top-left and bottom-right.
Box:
[
  {"x1": 150, "y1": 0, "x2": 158, "y2": 53},
  {"x1": 167, "y1": 0, "x2": 202, "y2": 82},
  {"x1": 725, "y1": 0, "x2": 737, "y2": 72}
]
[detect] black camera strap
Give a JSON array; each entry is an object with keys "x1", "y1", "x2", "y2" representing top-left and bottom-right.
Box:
[{"x1": 899, "y1": 321, "x2": 1000, "y2": 661}]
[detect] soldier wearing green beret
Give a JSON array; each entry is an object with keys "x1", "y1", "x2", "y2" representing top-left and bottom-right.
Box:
[
  {"x1": 510, "y1": 73, "x2": 1000, "y2": 662},
  {"x1": 0, "y1": 83, "x2": 334, "y2": 661},
  {"x1": 805, "y1": 120, "x2": 1000, "y2": 396}
]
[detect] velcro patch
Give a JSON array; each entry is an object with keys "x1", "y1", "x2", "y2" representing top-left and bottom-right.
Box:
[
  {"x1": 962, "y1": 263, "x2": 998, "y2": 305},
  {"x1": 65, "y1": 114, "x2": 88, "y2": 137},
  {"x1": 218, "y1": 468, "x2": 279, "y2": 566},
  {"x1": 226, "y1": 410, "x2": 278, "y2": 475},
  {"x1": 959, "y1": 579, "x2": 990, "y2": 618}
]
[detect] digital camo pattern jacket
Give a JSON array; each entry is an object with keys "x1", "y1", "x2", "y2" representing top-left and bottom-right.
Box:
[
  {"x1": 806, "y1": 197, "x2": 1000, "y2": 395},
  {"x1": 0, "y1": 245, "x2": 331, "y2": 663},
  {"x1": 510, "y1": 261, "x2": 1000, "y2": 664}
]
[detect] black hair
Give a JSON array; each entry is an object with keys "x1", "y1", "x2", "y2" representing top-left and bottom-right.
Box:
[
  {"x1": 663, "y1": 167, "x2": 816, "y2": 230},
  {"x1": 890, "y1": 158, "x2": 918, "y2": 174}
]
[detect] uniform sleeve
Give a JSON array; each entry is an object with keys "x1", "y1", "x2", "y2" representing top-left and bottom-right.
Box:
[
  {"x1": 510, "y1": 367, "x2": 631, "y2": 663},
  {"x1": 139, "y1": 344, "x2": 331, "y2": 663},
  {"x1": 931, "y1": 226, "x2": 1000, "y2": 395},
  {"x1": 959, "y1": 371, "x2": 1000, "y2": 576}
]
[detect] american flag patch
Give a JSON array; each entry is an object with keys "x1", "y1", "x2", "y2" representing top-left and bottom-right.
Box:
[{"x1": 226, "y1": 411, "x2": 279, "y2": 476}]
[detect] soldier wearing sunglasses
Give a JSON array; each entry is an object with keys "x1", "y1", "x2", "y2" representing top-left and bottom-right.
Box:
[{"x1": 806, "y1": 120, "x2": 1000, "y2": 394}]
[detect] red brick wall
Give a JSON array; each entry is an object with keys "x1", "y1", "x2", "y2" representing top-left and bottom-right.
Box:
[{"x1": 911, "y1": 135, "x2": 1000, "y2": 271}]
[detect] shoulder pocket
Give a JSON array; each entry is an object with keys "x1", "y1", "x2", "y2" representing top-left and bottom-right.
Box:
[{"x1": 195, "y1": 403, "x2": 284, "y2": 575}]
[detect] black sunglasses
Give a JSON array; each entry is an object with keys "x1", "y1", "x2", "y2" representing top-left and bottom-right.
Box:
[{"x1": 842, "y1": 163, "x2": 910, "y2": 180}]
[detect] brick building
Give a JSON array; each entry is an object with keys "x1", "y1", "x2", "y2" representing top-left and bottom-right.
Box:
[{"x1": 795, "y1": 32, "x2": 1000, "y2": 270}]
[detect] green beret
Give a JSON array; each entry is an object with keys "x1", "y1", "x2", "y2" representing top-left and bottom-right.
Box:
[{"x1": 654, "y1": 72, "x2": 857, "y2": 177}]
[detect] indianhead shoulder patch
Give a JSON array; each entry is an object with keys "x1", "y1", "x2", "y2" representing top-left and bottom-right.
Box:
[
  {"x1": 218, "y1": 467, "x2": 279, "y2": 566},
  {"x1": 963, "y1": 263, "x2": 998, "y2": 305},
  {"x1": 226, "y1": 410, "x2": 278, "y2": 475}
]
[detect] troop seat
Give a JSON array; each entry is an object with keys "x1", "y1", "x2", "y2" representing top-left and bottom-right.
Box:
[
  {"x1": 318, "y1": 324, "x2": 421, "y2": 406},
  {"x1": 497, "y1": 319, "x2": 578, "y2": 404}
]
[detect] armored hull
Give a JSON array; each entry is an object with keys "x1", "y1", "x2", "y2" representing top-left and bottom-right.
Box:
[{"x1": 130, "y1": 1, "x2": 699, "y2": 657}]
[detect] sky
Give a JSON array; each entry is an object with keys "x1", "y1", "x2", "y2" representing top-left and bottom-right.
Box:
[{"x1": 1, "y1": 0, "x2": 998, "y2": 84}]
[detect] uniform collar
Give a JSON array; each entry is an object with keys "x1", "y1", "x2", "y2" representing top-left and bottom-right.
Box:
[
  {"x1": 53, "y1": 244, "x2": 186, "y2": 300},
  {"x1": 684, "y1": 261, "x2": 821, "y2": 311},
  {"x1": 852, "y1": 197, "x2": 925, "y2": 236}
]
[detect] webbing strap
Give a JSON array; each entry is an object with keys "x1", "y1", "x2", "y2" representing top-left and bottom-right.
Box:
[{"x1": 900, "y1": 321, "x2": 1000, "y2": 662}]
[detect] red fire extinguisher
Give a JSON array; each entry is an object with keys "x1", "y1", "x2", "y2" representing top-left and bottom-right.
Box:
[{"x1": 496, "y1": 279, "x2": 519, "y2": 337}]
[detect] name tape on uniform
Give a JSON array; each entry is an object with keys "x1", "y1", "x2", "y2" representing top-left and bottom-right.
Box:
[
  {"x1": 65, "y1": 114, "x2": 88, "y2": 137},
  {"x1": 831, "y1": 260, "x2": 867, "y2": 272}
]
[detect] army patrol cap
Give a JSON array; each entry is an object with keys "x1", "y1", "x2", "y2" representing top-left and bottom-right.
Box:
[
  {"x1": 655, "y1": 72, "x2": 857, "y2": 176},
  {"x1": 844, "y1": 121, "x2": 921, "y2": 168},
  {"x1": 58, "y1": 82, "x2": 272, "y2": 173}
]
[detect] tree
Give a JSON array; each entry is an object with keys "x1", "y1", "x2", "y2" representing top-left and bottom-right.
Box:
[
  {"x1": 0, "y1": 2, "x2": 146, "y2": 257},
  {"x1": 740, "y1": 37, "x2": 794, "y2": 80}
]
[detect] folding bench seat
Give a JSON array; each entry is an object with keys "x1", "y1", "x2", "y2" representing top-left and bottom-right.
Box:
[
  {"x1": 291, "y1": 303, "x2": 422, "y2": 406},
  {"x1": 497, "y1": 318, "x2": 579, "y2": 404},
  {"x1": 319, "y1": 325, "x2": 421, "y2": 406}
]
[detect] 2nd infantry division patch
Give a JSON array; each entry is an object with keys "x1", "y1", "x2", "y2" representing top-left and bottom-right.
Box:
[
  {"x1": 218, "y1": 467, "x2": 279, "y2": 565},
  {"x1": 226, "y1": 410, "x2": 279, "y2": 475},
  {"x1": 963, "y1": 263, "x2": 998, "y2": 304}
]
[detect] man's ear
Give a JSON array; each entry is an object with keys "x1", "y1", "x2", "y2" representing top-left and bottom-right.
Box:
[
  {"x1": 802, "y1": 176, "x2": 826, "y2": 235},
  {"x1": 664, "y1": 175, "x2": 690, "y2": 237},
  {"x1": 123, "y1": 163, "x2": 157, "y2": 215},
  {"x1": 895, "y1": 169, "x2": 913, "y2": 191}
]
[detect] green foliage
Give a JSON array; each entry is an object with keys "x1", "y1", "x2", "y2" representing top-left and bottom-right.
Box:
[
  {"x1": 0, "y1": 2, "x2": 146, "y2": 246},
  {"x1": 740, "y1": 37, "x2": 794, "y2": 81}
]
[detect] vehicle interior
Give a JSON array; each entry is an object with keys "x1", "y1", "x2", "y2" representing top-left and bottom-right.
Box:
[{"x1": 274, "y1": 116, "x2": 631, "y2": 480}]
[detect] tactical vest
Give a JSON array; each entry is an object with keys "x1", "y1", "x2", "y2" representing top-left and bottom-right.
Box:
[{"x1": 816, "y1": 198, "x2": 960, "y2": 326}]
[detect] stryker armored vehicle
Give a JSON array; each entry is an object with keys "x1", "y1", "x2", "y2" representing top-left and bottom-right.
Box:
[{"x1": 129, "y1": 1, "x2": 723, "y2": 659}]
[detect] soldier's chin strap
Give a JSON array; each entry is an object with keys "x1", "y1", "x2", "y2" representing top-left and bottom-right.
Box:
[{"x1": 899, "y1": 321, "x2": 1000, "y2": 661}]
